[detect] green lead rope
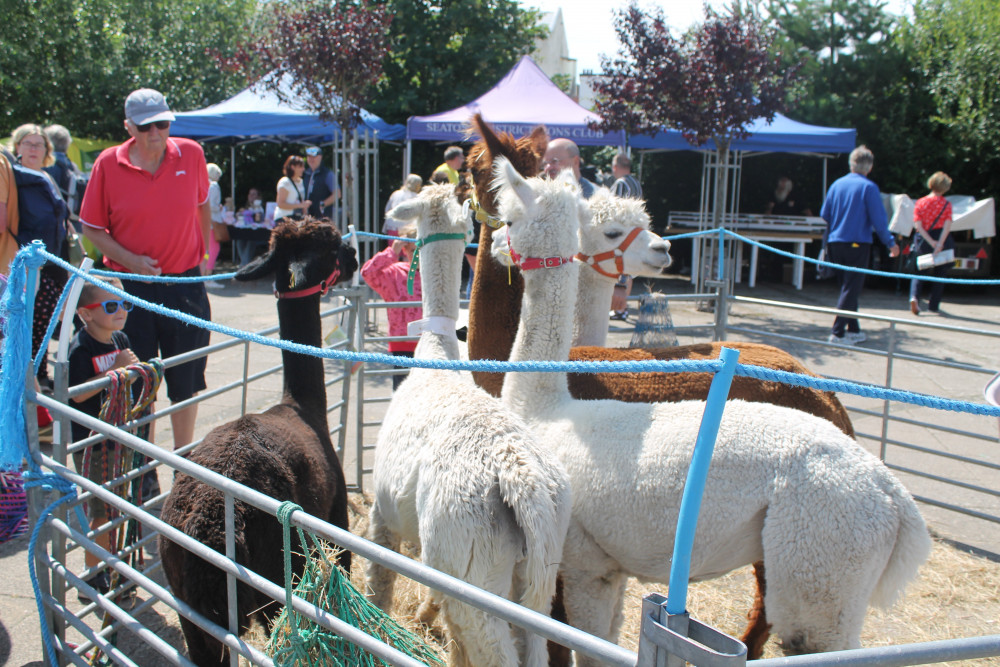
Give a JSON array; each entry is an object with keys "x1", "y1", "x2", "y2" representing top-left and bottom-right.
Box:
[
  {"x1": 268, "y1": 501, "x2": 443, "y2": 667},
  {"x1": 407, "y1": 233, "x2": 468, "y2": 295}
]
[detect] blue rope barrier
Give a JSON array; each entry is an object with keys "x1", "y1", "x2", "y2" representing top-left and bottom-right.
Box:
[{"x1": 662, "y1": 228, "x2": 1000, "y2": 286}]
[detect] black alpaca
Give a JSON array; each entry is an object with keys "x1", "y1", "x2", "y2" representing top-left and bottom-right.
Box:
[{"x1": 159, "y1": 218, "x2": 359, "y2": 667}]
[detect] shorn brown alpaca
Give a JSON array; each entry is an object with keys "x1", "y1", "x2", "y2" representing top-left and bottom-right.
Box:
[
  {"x1": 464, "y1": 114, "x2": 854, "y2": 661},
  {"x1": 159, "y1": 218, "x2": 358, "y2": 667}
]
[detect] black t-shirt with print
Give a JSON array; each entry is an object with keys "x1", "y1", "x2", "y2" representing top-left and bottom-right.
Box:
[{"x1": 67, "y1": 328, "x2": 131, "y2": 443}]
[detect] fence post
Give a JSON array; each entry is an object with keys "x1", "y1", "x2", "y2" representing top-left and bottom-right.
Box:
[{"x1": 881, "y1": 321, "x2": 898, "y2": 461}]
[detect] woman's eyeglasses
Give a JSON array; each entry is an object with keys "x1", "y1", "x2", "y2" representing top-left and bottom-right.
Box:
[
  {"x1": 135, "y1": 120, "x2": 170, "y2": 133},
  {"x1": 82, "y1": 299, "x2": 134, "y2": 314}
]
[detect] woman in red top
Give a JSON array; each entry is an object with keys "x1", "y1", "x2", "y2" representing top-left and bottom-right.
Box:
[{"x1": 909, "y1": 171, "x2": 954, "y2": 315}]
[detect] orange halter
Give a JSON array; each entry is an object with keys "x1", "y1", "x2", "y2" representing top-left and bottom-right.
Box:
[{"x1": 574, "y1": 227, "x2": 643, "y2": 279}]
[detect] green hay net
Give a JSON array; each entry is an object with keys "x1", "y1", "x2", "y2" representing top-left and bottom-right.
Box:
[{"x1": 267, "y1": 502, "x2": 443, "y2": 667}]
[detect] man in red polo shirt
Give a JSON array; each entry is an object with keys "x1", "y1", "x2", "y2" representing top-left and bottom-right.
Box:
[{"x1": 80, "y1": 88, "x2": 212, "y2": 452}]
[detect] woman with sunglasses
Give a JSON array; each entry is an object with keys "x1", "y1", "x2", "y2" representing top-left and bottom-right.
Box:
[
  {"x1": 9, "y1": 123, "x2": 69, "y2": 392},
  {"x1": 274, "y1": 155, "x2": 311, "y2": 222},
  {"x1": 79, "y1": 88, "x2": 213, "y2": 453}
]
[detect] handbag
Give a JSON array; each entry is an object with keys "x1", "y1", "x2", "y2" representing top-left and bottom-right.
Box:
[
  {"x1": 290, "y1": 180, "x2": 306, "y2": 220},
  {"x1": 211, "y1": 219, "x2": 230, "y2": 242}
]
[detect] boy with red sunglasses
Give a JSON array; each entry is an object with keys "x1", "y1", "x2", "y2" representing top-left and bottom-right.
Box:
[{"x1": 68, "y1": 278, "x2": 140, "y2": 602}]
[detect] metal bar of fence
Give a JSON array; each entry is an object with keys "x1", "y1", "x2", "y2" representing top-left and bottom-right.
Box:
[
  {"x1": 884, "y1": 439, "x2": 1000, "y2": 470},
  {"x1": 731, "y1": 294, "x2": 1000, "y2": 340},
  {"x1": 42, "y1": 552, "x2": 194, "y2": 667},
  {"x1": 888, "y1": 464, "x2": 1000, "y2": 500},
  {"x1": 908, "y1": 494, "x2": 1000, "y2": 524},
  {"x1": 855, "y1": 414, "x2": 1000, "y2": 446},
  {"x1": 39, "y1": 582, "x2": 147, "y2": 667},
  {"x1": 45, "y1": 515, "x2": 272, "y2": 666},
  {"x1": 751, "y1": 634, "x2": 1000, "y2": 667}
]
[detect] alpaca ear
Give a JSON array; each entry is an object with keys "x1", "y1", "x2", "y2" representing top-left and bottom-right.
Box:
[
  {"x1": 558, "y1": 168, "x2": 579, "y2": 194},
  {"x1": 235, "y1": 249, "x2": 276, "y2": 281},
  {"x1": 336, "y1": 245, "x2": 359, "y2": 285},
  {"x1": 529, "y1": 125, "x2": 548, "y2": 164},
  {"x1": 492, "y1": 156, "x2": 534, "y2": 210},
  {"x1": 389, "y1": 198, "x2": 426, "y2": 223}
]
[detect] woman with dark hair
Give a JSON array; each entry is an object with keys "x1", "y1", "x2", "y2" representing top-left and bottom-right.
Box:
[
  {"x1": 909, "y1": 171, "x2": 954, "y2": 315},
  {"x1": 274, "y1": 155, "x2": 310, "y2": 222}
]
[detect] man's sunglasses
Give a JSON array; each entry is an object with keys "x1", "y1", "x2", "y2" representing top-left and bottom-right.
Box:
[
  {"x1": 135, "y1": 120, "x2": 170, "y2": 132},
  {"x1": 82, "y1": 299, "x2": 134, "y2": 314}
]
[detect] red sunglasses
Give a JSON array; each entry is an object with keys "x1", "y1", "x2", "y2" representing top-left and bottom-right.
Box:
[{"x1": 135, "y1": 120, "x2": 170, "y2": 133}]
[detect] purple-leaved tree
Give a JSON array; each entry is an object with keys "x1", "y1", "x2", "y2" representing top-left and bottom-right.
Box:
[
  {"x1": 593, "y1": 2, "x2": 798, "y2": 240},
  {"x1": 222, "y1": 0, "x2": 392, "y2": 227}
]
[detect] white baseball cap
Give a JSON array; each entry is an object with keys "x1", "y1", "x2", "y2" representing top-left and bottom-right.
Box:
[{"x1": 124, "y1": 88, "x2": 176, "y2": 126}]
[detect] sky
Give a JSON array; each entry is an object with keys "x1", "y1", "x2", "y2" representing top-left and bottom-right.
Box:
[{"x1": 518, "y1": 0, "x2": 910, "y2": 76}]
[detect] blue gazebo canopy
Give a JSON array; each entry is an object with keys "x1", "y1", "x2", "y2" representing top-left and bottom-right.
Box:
[
  {"x1": 630, "y1": 113, "x2": 856, "y2": 154},
  {"x1": 171, "y1": 73, "x2": 405, "y2": 144}
]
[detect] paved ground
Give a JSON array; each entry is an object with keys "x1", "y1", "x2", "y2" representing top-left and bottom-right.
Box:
[{"x1": 2, "y1": 267, "x2": 998, "y2": 666}]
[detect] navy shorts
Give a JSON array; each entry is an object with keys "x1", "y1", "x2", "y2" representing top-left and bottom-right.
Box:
[{"x1": 121, "y1": 268, "x2": 211, "y2": 403}]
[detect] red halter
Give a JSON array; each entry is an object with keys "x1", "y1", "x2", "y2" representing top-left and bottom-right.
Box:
[
  {"x1": 575, "y1": 227, "x2": 643, "y2": 279},
  {"x1": 275, "y1": 265, "x2": 342, "y2": 299},
  {"x1": 507, "y1": 226, "x2": 574, "y2": 271}
]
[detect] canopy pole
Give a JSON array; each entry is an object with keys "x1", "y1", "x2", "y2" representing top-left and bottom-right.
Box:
[
  {"x1": 822, "y1": 156, "x2": 829, "y2": 205},
  {"x1": 404, "y1": 141, "x2": 412, "y2": 180},
  {"x1": 230, "y1": 145, "x2": 236, "y2": 202}
]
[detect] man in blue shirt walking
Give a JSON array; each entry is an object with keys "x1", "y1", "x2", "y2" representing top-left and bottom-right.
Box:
[{"x1": 820, "y1": 145, "x2": 899, "y2": 345}]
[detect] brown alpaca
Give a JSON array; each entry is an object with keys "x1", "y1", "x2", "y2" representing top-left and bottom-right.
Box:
[
  {"x1": 159, "y1": 219, "x2": 359, "y2": 667},
  {"x1": 464, "y1": 115, "x2": 855, "y2": 661}
]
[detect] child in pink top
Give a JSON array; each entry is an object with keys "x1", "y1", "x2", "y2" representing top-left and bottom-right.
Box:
[{"x1": 361, "y1": 225, "x2": 422, "y2": 389}]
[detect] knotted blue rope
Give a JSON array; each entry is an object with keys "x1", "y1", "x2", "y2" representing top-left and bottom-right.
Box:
[{"x1": 0, "y1": 245, "x2": 44, "y2": 472}]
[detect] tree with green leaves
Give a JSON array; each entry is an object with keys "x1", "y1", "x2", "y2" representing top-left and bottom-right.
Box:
[
  {"x1": 226, "y1": 0, "x2": 392, "y2": 132},
  {"x1": 0, "y1": 0, "x2": 257, "y2": 139},
  {"x1": 903, "y1": 0, "x2": 1000, "y2": 197},
  {"x1": 765, "y1": 0, "x2": 942, "y2": 195},
  {"x1": 368, "y1": 0, "x2": 545, "y2": 123}
]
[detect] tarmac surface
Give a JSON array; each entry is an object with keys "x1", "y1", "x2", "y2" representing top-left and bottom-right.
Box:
[{"x1": 2, "y1": 265, "x2": 998, "y2": 666}]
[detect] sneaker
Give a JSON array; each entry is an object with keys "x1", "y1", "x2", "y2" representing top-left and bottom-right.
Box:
[
  {"x1": 846, "y1": 331, "x2": 867, "y2": 344},
  {"x1": 610, "y1": 310, "x2": 629, "y2": 321},
  {"x1": 827, "y1": 333, "x2": 856, "y2": 345},
  {"x1": 910, "y1": 298, "x2": 921, "y2": 316},
  {"x1": 78, "y1": 570, "x2": 110, "y2": 604}
]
